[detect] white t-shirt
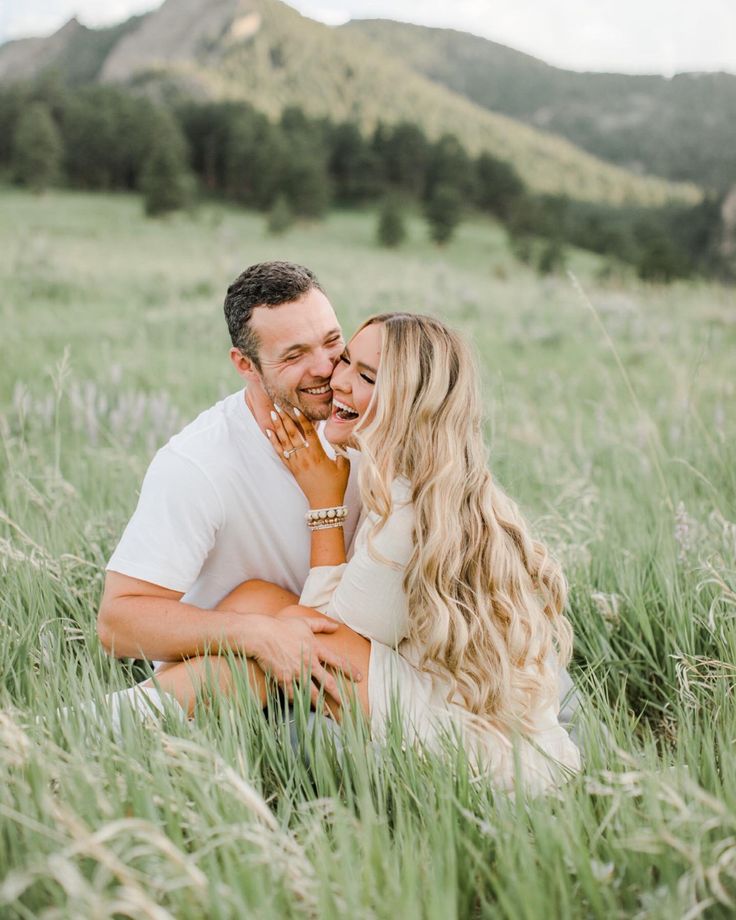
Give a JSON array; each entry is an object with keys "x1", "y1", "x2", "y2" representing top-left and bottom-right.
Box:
[{"x1": 106, "y1": 389, "x2": 361, "y2": 610}]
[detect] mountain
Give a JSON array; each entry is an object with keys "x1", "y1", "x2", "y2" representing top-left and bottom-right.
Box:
[
  {"x1": 341, "y1": 19, "x2": 736, "y2": 192},
  {"x1": 0, "y1": 15, "x2": 146, "y2": 86},
  {"x1": 0, "y1": 0, "x2": 699, "y2": 205}
]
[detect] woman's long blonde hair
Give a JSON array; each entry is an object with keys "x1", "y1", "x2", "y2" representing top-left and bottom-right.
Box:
[{"x1": 354, "y1": 313, "x2": 573, "y2": 733}]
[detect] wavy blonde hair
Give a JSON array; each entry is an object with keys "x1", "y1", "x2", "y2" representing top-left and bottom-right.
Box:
[{"x1": 353, "y1": 313, "x2": 573, "y2": 734}]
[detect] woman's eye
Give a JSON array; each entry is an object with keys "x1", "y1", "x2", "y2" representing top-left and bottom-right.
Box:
[
  {"x1": 360, "y1": 374, "x2": 375, "y2": 385},
  {"x1": 339, "y1": 354, "x2": 350, "y2": 364}
]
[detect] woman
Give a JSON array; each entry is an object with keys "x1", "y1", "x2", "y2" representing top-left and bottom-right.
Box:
[{"x1": 145, "y1": 312, "x2": 581, "y2": 793}]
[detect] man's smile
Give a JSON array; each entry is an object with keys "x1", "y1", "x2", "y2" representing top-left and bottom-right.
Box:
[{"x1": 301, "y1": 383, "x2": 331, "y2": 395}]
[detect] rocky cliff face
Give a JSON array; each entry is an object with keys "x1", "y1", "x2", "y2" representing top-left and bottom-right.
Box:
[{"x1": 99, "y1": 0, "x2": 255, "y2": 82}]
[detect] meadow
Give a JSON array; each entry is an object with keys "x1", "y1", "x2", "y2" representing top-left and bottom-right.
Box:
[{"x1": 1, "y1": 186, "x2": 735, "y2": 918}]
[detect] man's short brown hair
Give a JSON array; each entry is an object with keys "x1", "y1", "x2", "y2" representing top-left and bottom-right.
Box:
[{"x1": 224, "y1": 261, "x2": 324, "y2": 368}]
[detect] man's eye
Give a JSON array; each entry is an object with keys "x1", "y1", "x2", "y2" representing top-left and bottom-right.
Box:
[{"x1": 284, "y1": 354, "x2": 301, "y2": 362}]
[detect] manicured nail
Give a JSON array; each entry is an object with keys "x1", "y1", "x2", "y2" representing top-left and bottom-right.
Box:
[
  {"x1": 270, "y1": 410, "x2": 278, "y2": 421},
  {"x1": 274, "y1": 404, "x2": 283, "y2": 414},
  {"x1": 265, "y1": 429, "x2": 272, "y2": 438},
  {"x1": 293, "y1": 407, "x2": 301, "y2": 416}
]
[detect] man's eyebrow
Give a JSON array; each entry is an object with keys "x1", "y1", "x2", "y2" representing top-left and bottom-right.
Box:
[
  {"x1": 276, "y1": 328, "x2": 343, "y2": 360},
  {"x1": 275, "y1": 343, "x2": 306, "y2": 360}
]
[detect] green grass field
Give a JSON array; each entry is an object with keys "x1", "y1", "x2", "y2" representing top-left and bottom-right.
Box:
[{"x1": 1, "y1": 186, "x2": 735, "y2": 918}]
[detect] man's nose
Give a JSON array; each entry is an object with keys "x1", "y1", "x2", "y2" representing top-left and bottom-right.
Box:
[{"x1": 309, "y1": 348, "x2": 337, "y2": 380}]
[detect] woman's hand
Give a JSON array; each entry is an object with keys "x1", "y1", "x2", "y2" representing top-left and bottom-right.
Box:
[{"x1": 266, "y1": 404, "x2": 350, "y2": 508}]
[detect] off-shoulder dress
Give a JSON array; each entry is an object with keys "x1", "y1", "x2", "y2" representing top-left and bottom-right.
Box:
[{"x1": 300, "y1": 477, "x2": 581, "y2": 793}]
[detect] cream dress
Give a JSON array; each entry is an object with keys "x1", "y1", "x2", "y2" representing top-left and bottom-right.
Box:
[{"x1": 300, "y1": 478, "x2": 581, "y2": 794}]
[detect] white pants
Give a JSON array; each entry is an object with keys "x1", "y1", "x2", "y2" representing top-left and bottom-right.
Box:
[{"x1": 61, "y1": 685, "x2": 186, "y2": 738}]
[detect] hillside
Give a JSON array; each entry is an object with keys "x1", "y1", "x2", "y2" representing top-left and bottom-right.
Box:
[
  {"x1": 0, "y1": 0, "x2": 699, "y2": 206},
  {"x1": 342, "y1": 19, "x2": 736, "y2": 191}
]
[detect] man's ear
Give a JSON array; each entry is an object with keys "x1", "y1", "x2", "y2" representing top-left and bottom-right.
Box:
[{"x1": 229, "y1": 347, "x2": 261, "y2": 385}]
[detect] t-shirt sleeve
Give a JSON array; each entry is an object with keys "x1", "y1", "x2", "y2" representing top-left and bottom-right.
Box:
[{"x1": 106, "y1": 447, "x2": 224, "y2": 593}]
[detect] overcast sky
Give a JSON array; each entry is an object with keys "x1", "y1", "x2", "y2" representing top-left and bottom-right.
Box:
[{"x1": 1, "y1": 0, "x2": 734, "y2": 75}]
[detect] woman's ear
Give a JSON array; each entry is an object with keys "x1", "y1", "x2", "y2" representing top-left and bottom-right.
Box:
[{"x1": 229, "y1": 347, "x2": 260, "y2": 384}]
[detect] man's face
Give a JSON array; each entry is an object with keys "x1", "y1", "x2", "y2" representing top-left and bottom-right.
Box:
[{"x1": 248, "y1": 289, "x2": 344, "y2": 421}]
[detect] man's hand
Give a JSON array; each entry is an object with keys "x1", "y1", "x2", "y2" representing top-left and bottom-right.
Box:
[{"x1": 245, "y1": 611, "x2": 360, "y2": 708}]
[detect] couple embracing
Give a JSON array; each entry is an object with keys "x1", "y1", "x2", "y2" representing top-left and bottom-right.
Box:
[{"x1": 97, "y1": 260, "x2": 582, "y2": 793}]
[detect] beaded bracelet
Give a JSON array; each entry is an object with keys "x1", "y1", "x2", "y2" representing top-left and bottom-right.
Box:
[
  {"x1": 307, "y1": 520, "x2": 345, "y2": 531},
  {"x1": 305, "y1": 505, "x2": 348, "y2": 527}
]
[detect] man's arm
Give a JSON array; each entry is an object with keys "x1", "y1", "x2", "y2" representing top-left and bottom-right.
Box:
[
  {"x1": 97, "y1": 571, "x2": 252, "y2": 661},
  {"x1": 97, "y1": 571, "x2": 354, "y2": 702}
]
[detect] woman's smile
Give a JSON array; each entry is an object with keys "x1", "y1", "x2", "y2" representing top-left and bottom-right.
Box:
[{"x1": 331, "y1": 396, "x2": 360, "y2": 422}]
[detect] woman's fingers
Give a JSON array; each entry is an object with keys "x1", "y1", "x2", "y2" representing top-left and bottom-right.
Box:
[
  {"x1": 275, "y1": 404, "x2": 308, "y2": 446},
  {"x1": 293, "y1": 406, "x2": 317, "y2": 442},
  {"x1": 267, "y1": 409, "x2": 294, "y2": 453}
]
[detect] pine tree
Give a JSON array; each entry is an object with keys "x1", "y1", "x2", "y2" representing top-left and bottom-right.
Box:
[
  {"x1": 267, "y1": 193, "x2": 294, "y2": 235},
  {"x1": 425, "y1": 133, "x2": 473, "y2": 201},
  {"x1": 475, "y1": 153, "x2": 525, "y2": 220},
  {"x1": 278, "y1": 106, "x2": 331, "y2": 218},
  {"x1": 381, "y1": 122, "x2": 428, "y2": 197},
  {"x1": 12, "y1": 102, "x2": 62, "y2": 192},
  {"x1": 425, "y1": 184, "x2": 462, "y2": 245},
  {"x1": 537, "y1": 238, "x2": 566, "y2": 275},
  {"x1": 139, "y1": 117, "x2": 193, "y2": 217},
  {"x1": 376, "y1": 197, "x2": 406, "y2": 248}
]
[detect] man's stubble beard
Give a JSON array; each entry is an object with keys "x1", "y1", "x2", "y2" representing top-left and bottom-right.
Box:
[{"x1": 258, "y1": 374, "x2": 332, "y2": 423}]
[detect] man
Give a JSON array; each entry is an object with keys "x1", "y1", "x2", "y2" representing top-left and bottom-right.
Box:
[{"x1": 98, "y1": 261, "x2": 362, "y2": 702}]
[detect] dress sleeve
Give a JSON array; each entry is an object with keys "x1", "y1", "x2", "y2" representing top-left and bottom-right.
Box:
[
  {"x1": 299, "y1": 483, "x2": 414, "y2": 648},
  {"x1": 299, "y1": 564, "x2": 348, "y2": 612}
]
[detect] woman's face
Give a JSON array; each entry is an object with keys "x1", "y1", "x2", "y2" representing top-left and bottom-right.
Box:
[{"x1": 324, "y1": 322, "x2": 382, "y2": 447}]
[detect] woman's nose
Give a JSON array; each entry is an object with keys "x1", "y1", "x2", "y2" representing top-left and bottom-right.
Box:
[{"x1": 329, "y1": 360, "x2": 349, "y2": 393}]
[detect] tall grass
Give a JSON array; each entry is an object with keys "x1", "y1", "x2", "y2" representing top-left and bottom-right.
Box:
[{"x1": 1, "y1": 187, "x2": 735, "y2": 917}]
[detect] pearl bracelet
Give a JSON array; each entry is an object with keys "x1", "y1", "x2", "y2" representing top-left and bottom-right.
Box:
[{"x1": 305, "y1": 505, "x2": 348, "y2": 528}]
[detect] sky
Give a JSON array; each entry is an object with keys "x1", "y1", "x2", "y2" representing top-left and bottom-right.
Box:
[{"x1": 1, "y1": 0, "x2": 734, "y2": 76}]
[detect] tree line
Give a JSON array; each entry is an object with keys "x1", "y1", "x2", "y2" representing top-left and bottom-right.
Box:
[{"x1": 0, "y1": 75, "x2": 730, "y2": 282}]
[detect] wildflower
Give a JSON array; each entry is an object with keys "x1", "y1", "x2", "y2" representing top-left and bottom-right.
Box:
[
  {"x1": 591, "y1": 592, "x2": 621, "y2": 633},
  {"x1": 674, "y1": 501, "x2": 696, "y2": 564}
]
